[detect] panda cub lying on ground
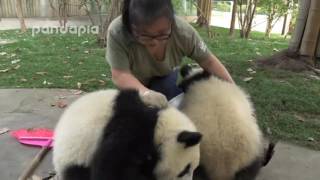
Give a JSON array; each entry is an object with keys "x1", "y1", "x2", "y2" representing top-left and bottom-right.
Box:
[
  {"x1": 178, "y1": 65, "x2": 275, "y2": 180},
  {"x1": 53, "y1": 89, "x2": 202, "y2": 180}
]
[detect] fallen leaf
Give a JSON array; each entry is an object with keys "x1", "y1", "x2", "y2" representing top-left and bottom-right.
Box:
[
  {"x1": 11, "y1": 59, "x2": 20, "y2": 64},
  {"x1": 0, "y1": 52, "x2": 7, "y2": 56},
  {"x1": 256, "y1": 52, "x2": 262, "y2": 56},
  {"x1": 57, "y1": 100, "x2": 68, "y2": 108},
  {"x1": 11, "y1": 53, "x2": 16, "y2": 57},
  {"x1": 20, "y1": 78, "x2": 27, "y2": 82},
  {"x1": 84, "y1": 50, "x2": 89, "y2": 54},
  {"x1": 295, "y1": 115, "x2": 305, "y2": 122},
  {"x1": 273, "y1": 48, "x2": 279, "y2": 52},
  {"x1": 309, "y1": 75, "x2": 320, "y2": 80},
  {"x1": 0, "y1": 128, "x2": 10, "y2": 135},
  {"x1": 243, "y1": 77, "x2": 253, "y2": 82},
  {"x1": 0, "y1": 68, "x2": 10, "y2": 73},
  {"x1": 0, "y1": 39, "x2": 17, "y2": 45},
  {"x1": 249, "y1": 71, "x2": 256, "y2": 74},
  {"x1": 36, "y1": 72, "x2": 48, "y2": 75},
  {"x1": 247, "y1": 68, "x2": 254, "y2": 72},
  {"x1": 81, "y1": 40, "x2": 89, "y2": 44},
  {"x1": 307, "y1": 137, "x2": 315, "y2": 142},
  {"x1": 101, "y1": 74, "x2": 107, "y2": 77},
  {"x1": 77, "y1": 82, "x2": 82, "y2": 89},
  {"x1": 43, "y1": 80, "x2": 53, "y2": 85},
  {"x1": 98, "y1": 80, "x2": 106, "y2": 85},
  {"x1": 13, "y1": 65, "x2": 21, "y2": 70},
  {"x1": 266, "y1": 127, "x2": 272, "y2": 135},
  {"x1": 72, "y1": 90, "x2": 83, "y2": 95},
  {"x1": 63, "y1": 75, "x2": 73, "y2": 79},
  {"x1": 248, "y1": 59, "x2": 253, "y2": 62}
]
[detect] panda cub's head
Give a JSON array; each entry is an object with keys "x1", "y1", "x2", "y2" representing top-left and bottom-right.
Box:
[
  {"x1": 179, "y1": 64, "x2": 212, "y2": 92},
  {"x1": 154, "y1": 106, "x2": 202, "y2": 180}
]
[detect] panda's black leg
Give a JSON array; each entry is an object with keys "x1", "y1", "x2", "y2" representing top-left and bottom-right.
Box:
[
  {"x1": 62, "y1": 165, "x2": 90, "y2": 180},
  {"x1": 235, "y1": 158, "x2": 262, "y2": 180},
  {"x1": 193, "y1": 165, "x2": 210, "y2": 180}
]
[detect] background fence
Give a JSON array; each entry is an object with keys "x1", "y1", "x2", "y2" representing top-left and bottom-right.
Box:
[{"x1": 0, "y1": 0, "x2": 88, "y2": 18}]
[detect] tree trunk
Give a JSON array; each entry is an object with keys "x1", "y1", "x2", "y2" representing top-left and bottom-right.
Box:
[
  {"x1": 299, "y1": 0, "x2": 320, "y2": 58},
  {"x1": 265, "y1": 17, "x2": 272, "y2": 38},
  {"x1": 229, "y1": 0, "x2": 237, "y2": 36},
  {"x1": 237, "y1": 0, "x2": 258, "y2": 39},
  {"x1": 98, "y1": 0, "x2": 123, "y2": 47},
  {"x1": 288, "y1": 0, "x2": 311, "y2": 52},
  {"x1": 281, "y1": 0, "x2": 292, "y2": 36},
  {"x1": 317, "y1": 35, "x2": 320, "y2": 58},
  {"x1": 244, "y1": 0, "x2": 257, "y2": 38},
  {"x1": 58, "y1": 0, "x2": 68, "y2": 28},
  {"x1": 196, "y1": 0, "x2": 212, "y2": 27},
  {"x1": 15, "y1": 0, "x2": 27, "y2": 32},
  {"x1": 281, "y1": 13, "x2": 288, "y2": 35}
]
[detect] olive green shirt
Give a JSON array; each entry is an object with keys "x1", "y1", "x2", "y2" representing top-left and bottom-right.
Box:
[{"x1": 106, "y1": 16, "x2": 211, "y2": 85}]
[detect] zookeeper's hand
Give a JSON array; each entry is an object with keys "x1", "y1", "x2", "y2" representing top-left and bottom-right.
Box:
[{"x1": 139, "y1": 90, "x2": 168, "y2": 108}]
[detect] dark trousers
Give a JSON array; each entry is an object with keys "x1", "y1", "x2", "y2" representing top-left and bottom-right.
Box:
[{"x1": 148, "y1": 70, "x2": 183, "y2": 100}]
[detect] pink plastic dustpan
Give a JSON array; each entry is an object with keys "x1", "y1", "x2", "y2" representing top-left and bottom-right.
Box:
[
  {"x1": 10, "y1": 128, "x2": 54, "y2": 180},
  {"x1": 10, "y1": 128, "x2": 54, "y2": 148}
]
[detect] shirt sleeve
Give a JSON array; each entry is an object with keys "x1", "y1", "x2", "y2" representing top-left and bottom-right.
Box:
[
  {"x1": 106, "y1": 29, "x2": 130, "y2": 71},
  {"x1": 179, "y1": 20, "x2": 211, "y2": 64}
]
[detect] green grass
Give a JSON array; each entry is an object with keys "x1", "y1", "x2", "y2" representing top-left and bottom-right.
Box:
[
  {"x1": 0, "y1": 27, "x2": 319, "y2": 150},
  {"x1": 0, "y1": 30, "x2": 110, "y2": 91}
]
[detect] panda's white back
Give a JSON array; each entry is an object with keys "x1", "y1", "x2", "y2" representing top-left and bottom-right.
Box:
[
  {"x1": 53, "y1": 90, "x2": 118, "y2": 174},
  {"x1": 180, "y1": 76, "x2": 263, "y2": 180}
]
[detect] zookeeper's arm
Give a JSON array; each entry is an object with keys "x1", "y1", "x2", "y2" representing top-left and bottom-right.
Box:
[
  {"x1": 111, "y1": 68, "x2": 149, "y2": 92},
  {"x1": 182, "y1": 19, "x2": 234, "y2": 83},
  {"x1": 198, "y1": 54, "x2": 234, "y2": 83}
]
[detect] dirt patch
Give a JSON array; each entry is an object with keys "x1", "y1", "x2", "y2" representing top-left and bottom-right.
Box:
[{"x1": 255, "y1": 50, "x2": 319, "y2": 72}]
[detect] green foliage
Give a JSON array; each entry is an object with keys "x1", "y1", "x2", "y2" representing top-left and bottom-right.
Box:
[
  {"x1": 172, "y1": 0, "x2": 186, "y2": 15},
  {"x1": 259, "y1": 0, "x2": 288, "y2": 17},
  {"x1": 172, "y1": 0, "x2": 197, "y2": 16},
  {"x1": 213, "y1": 1, "x2": 232, "y2": 12}
]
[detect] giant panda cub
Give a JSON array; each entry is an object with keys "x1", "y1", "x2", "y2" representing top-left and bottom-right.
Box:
[
  {"x1": 178, "y1": 65, "x2": 275, "y2": 180},
  {"x1": 53, "y1": 89, "x2": 202, "y2": 180}
]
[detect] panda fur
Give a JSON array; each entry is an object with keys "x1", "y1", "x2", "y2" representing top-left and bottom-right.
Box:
[
  {"x1": 179, "y1": 65, "x2": 275, "y2": 180},
  {"x1": 53, "y1": 89, "x2": 202, "y2": 180}
]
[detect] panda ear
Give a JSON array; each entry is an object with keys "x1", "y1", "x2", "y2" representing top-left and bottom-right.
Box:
[
  {"x1": 180, "y1": 65, "x2": 193, "y2": 78},
  {"x1": 177, "y1": 131, "x2": 202, "y2": 148}
]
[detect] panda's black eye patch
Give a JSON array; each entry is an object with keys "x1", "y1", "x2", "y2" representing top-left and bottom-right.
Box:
[{"x1": 177, "y1": 163, "x2": 191, "y2": 178}]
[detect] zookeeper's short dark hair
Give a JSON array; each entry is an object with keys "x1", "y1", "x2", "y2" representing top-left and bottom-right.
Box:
[{"x1": 122, "y1": 0, "x2": 175, "y2": 33}]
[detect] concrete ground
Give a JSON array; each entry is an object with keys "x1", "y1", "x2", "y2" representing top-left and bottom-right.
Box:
[{"x1": 0, "y1": 89, "x2": 319, "y2": 179}]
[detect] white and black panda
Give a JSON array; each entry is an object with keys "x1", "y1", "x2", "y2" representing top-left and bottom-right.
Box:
[
  {"x1": 53, "y1": 89, "x2": 202, "y2": 180},
  {"x1": 178, "y1": 65, "x2": 275, "y2": 180}
]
